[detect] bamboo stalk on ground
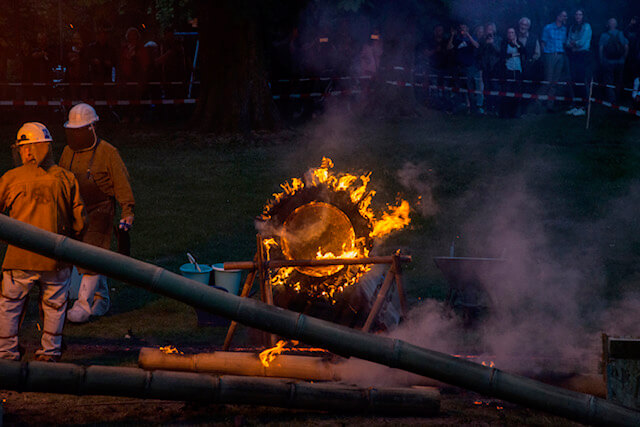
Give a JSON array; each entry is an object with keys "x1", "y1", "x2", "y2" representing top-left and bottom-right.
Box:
[
  {"x1": 0, "y1": 359, "x2": 440, "y2": 416},
  {"x1": 139, "y1": 348, "x2": 340, "y2": 381}
]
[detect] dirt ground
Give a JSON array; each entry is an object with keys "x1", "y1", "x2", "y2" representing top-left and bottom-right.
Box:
[
  {"x1": 0, "y1": 341, "x2": 585, "y2": 426},
  {"x1": 0, "y1": 387, "x2": 582, "y2": 426}
]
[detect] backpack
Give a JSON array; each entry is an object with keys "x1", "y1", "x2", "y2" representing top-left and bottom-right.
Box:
[{"x1": 604, "y1": 31, "x2": 624, "y2": 60}]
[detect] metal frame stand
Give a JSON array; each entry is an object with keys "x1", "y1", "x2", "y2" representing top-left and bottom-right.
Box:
[{"x1": 222, "y1": 235, "x2": 410, "y2": 350}]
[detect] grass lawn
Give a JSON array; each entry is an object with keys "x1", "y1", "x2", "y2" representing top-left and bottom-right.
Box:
[
  {"x1": 0, "y1": 105, "x2": 638, "y2": 424},
  {"x1": 0, "y1": 106, "x2": 639, "y2": 355}
]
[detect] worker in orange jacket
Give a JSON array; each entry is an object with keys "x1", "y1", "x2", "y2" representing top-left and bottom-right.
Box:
[
  {"x1": 0, "y1": 122, "x2": 86, "y2": 362},
  {"x1": 60, "y1": 103, "x2": 135, "y2": 323}
]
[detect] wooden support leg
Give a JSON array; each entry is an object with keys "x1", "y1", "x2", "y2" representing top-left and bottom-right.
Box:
[
  {"x1": 393, "y1": 254, "x2": 408, "y2": 317},
  {"x1": 362, "y1": 262, "x2": 396, "y2": 333},
  {"x1": 222, "y1": 267, "x2": 257, "y2": 350},
  {"x1": 257, "y1": 234, "x2": 277, "y2": 347}
]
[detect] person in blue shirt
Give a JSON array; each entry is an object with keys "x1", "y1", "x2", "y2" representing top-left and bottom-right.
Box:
[{"x1": 539, "y1": 10, "x2": 568, "y2": 111}]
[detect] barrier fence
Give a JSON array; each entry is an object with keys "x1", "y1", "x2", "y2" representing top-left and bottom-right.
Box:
[{"x1": 0, "y1": 76, "x2": 637, "y2": 126}]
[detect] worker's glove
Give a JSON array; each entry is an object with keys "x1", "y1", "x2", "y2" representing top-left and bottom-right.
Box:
[{"x1": 119, "y1": 218, "x2": 133, "y2": 231}]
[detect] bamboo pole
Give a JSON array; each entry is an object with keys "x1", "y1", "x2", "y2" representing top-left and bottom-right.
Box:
[
  {"x1": 0, "y1": 359, "x2": 440, "y2": 415},
  {"x1": 224, "y1": 255, "x2": 412, "y2": 271},
  {"x1": 139, "y1": 348, "x2": 339, "y2": 381},
  {"x1": 0, "y1": 216, "x2": 637, "y2": 426}
]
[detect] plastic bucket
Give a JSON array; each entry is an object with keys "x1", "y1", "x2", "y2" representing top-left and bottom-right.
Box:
[
  {"x1": 212, "y1": 263, "x2": 242, "y2": 295},
  {"x1": 179, "y1": 263, "x2": 213, "y2": 285}
]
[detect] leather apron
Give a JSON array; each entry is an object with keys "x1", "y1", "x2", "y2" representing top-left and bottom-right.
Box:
[{"x1": 67, "y1": 142, "x2": 114, "y2": 274}]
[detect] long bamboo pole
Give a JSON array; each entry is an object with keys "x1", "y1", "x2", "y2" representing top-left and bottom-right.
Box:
[
  {"x1": 139, "y1": 348, "x2": 339, "y2": 381},
  {"x1": 224, "y1": 255, "x2": 412, "y2": 271},
  {"x1": 0, "y1": 216, "x2": 637, "y2": 426},
  {"x1": 0, "y1": 360, "x2": 440, "y2": 415}
]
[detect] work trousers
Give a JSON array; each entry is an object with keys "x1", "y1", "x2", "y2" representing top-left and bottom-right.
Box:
[{"x1": 0, "y1": 269, "x2": 70, "y2": 360}]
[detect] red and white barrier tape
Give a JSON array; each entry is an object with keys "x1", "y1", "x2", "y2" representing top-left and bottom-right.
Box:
[
  {"x1": 589, "y1": 97, "x2": 640, "y2": 117},
  {"x1": 590, "y1": 81, "x2": 635, "y2": 92},
  {"x1": 275, "y1": 76, "x2": 372, "y2": 83},
  {"x1": 424, "y1": 73, "x2": 585, "y2": 87},
  {"x1": 0, "y1": 99, "x2": 196, "y2": 106},
  {"x1": 0, "y1": 81, "x2": 199, "y2": 87},
  {"x1": 426, "y1": 83, "x2": 584, "y2": 102},
  {"x1": 272, "y1": 89, "x2": 361, "y2": 100}
]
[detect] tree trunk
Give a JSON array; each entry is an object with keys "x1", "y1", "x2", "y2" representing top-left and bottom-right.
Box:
[{"x1": 192, "y1": 0, "x2": 280, "y2": 133}]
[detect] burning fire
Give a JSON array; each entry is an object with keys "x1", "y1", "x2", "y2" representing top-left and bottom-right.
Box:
[
  {"x1": 259, "y1": 340, "x2": 289, "y2": 367},
  {"x1": 159, "y1": 345, "x2": 183, "y2": 355},
  {"x1": 260, "y1": 157, "x2": 411, "y2": 300},
  {"x1": 258, "y1": 340, "x2": 329, "y2": 367}
]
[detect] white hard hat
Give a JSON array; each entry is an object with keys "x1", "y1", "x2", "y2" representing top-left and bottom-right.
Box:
[
  {"x1": 64, "y1": 103, "x2": 99, "y2": 128},
  {"x1": 15, "y1": 122, "x2": 53, "y2": 146}
]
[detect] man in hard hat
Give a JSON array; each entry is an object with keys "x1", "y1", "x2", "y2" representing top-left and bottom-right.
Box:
[
  {"x1": 60, "y1": 103, "x2": 135, "y2": 323},
  {"x1": 0, "y1": 122, "x2": 86, "y2": 361}
]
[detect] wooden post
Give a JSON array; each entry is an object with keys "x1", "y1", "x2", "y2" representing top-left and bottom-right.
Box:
[
  {"x1": 362, "y1": 262, "x2": 397, "y2": 333},
  {"x1": 586, "y1": 79, "x2": 594, "y2": 130},
  {"x1": 222, "y1": 265, "x2": 257, "y2": 350},
  {"x1": 257, "y1": 234, "x2": 277, "y2": 347},
  {"x1": 393, "y1": 253, "x2": 408, "y2": 317}
]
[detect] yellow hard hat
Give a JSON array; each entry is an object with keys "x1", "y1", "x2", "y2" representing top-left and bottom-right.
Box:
[{"x1": 15, "y1": 122, "x2": 53, "y2": 146}]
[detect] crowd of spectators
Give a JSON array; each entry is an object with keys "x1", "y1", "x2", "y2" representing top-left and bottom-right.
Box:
[
  {"x1": 2, "y1": 10, "x2": 640, "y2": 122},
  {"x1": 0, "y1": 25, "x2": 190, "y2": 113},
  {"x1": 422, "y1": 9, "x2": 640, "y2": 117}
]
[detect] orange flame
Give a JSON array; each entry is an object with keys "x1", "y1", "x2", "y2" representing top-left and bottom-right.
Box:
[
  {"x1": 259, "y1": 340, "x2": 300, "y2": 367},
  {"x1": 159, "y1": 345, "x2": 183, "y2": 355},
  {"x1": 261, "y1": 157, "x2": 411, "y2": 300},
  {"x1": 370, "y1": 200, "x2": 411, "y2": 238}
]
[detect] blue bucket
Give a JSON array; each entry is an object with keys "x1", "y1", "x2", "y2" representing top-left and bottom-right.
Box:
[
  {"x1": 179, "y1": 263, "x2": 229, "y2": 327},
  {"x1": 179, "y1": 263, "x2": 213, "y2": 285},
  {"x1": 212, "y1": 263, "x2": 242, "y2": 295}
]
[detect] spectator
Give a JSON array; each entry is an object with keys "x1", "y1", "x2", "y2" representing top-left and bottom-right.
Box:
[
  {"x1": 599, "y1": 18, "x2": 628, "y2": 103},
  {"x1": 358, "y1": 29, "x2": 383, "y2": 78},
  {"x1": 480, "y1": 22, "x2": 502, "y2": 115},
  {"x1": 64, "y1": 32, "x2": 90, "y2": 101},
  {"x1": 472, "y1": 25, "x2": 485, "y2": 113},
  {"x1": 624, "y1": 16, "x2": 640, "y2": 86},
  {"x1": 425, "y1": 24, "x2": 450, "y2": 110},
  {"x1": 500, "y1": 27, "x2": 526, "y2": 118},
  {"x1": 517, "y1": 17, "x2": 541, "y2": 85},
  {"x1": 118, "y1": 27, "x2": 150, "y2": 122},
  {"x1": 28, "y1": 32, "x2": 55, "y2": 102},
  {"x1": 447, "y1": 23, "x2": 480, "y2": 114},
  {"x1": 565, "y1": 9, "x2": 592, "y2": 116},
  {"x1": 540, "y1": 10, "x2": 568, "y2": 111},
  {"x1": 155, "y1": 29, "x2": 188, "y2": 99},
  {"x1": 87, "y1": 26, "x2": 117, "y2": 101},
  {"x1": 0, "y1": 36, "x2": 7, "y2": 96}
]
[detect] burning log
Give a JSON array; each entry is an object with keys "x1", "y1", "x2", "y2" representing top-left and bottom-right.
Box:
[
  {"x1": 0, "y1": 215, "x2": 638, "y2": 426},
  {"x1": 0, "y1": 359, "x2": 440, "y2": 415},
  {"x1": 138, "y1": 347, "x2": 339, "y2": 381}
]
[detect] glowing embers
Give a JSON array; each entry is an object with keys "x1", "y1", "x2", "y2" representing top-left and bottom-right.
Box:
[
  {"x1": 282, "y1": 202, "x2": 355, "y2": 277},
  {"x1": 260, "y1": 157, "x2": 411, "y2": 301}
]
